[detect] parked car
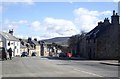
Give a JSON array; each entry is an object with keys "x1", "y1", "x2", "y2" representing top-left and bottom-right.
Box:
[
  {"x1": 21, "y1": 52, "x2": 28, "y2": 57},
  {"x1": 67, "y1": 53, "x2": 72, "y2": 57},
  {"x1": 31, "y1": 52, "x2": 36, "y2": 56},
  {"x1": 59, "y1": 52, "x2": 67, "y2": 57}
]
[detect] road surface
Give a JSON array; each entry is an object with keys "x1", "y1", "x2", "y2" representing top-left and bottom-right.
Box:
[{"x1": 0, "y1": 57, "x2": 118, "y2": 77}]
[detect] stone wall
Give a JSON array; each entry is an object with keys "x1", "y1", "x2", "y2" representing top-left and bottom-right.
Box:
[{"x1": 96, "y1": 24, "x2": 119, "y2": 59}]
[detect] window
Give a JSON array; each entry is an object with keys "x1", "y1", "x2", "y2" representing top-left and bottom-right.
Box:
[
  {"x1": 11, "y1": 43, "x2": 13, "y2": 44},
  {"x1": 8, "y1": 42, "x2": 10, "y2": 46},
  {"x1": 87, "y1": 40, "x2": 90, "y2": 44},
  {"x1": 94, "y1": 39, "x2": 96, "y2": 43}
]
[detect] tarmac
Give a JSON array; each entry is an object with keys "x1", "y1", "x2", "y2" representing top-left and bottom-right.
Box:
[{"x1": 43, "y1": 56, "x2": 120, "y2": 66}]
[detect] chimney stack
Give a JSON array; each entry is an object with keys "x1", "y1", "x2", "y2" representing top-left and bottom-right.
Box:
[
  {"x1": 9, "y1": 29, "x2": 14, "y2": 35},
  {"x1": 104, "y1": 18, "x2": 110, "y2": 25},
  {"x1": 34, "y1": 38, "x2": 37, "y2": 41},
  {"x1": 111, "y1": 10, "x2": 119, "y2": 24},
  {"x1": 28, "y1": 37, "x2": 32, "y2": 43}
]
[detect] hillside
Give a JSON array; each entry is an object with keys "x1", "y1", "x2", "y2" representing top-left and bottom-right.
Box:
[{"x1": 41, "y1": 37, "x2": 70, "y2": 46}]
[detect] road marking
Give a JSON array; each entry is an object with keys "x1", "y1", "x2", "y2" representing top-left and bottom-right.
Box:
[{"x1": 73, "y1": 69, "x2": 103, "y2": 77}]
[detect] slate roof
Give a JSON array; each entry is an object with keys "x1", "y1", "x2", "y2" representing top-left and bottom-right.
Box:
[
  {"x1": 86, "y1": 20, "x2": 111, "y2": 40},
  {"x1": 0, "y1": 32, "x2": 19, "y2": 41},
  {"x1": 32, "y1": 40, "x2": 40, "y2": 46},
  {"x1": 0, "y1": 35, "x2": 2, "y2": 41},
  {"x1": 19, "y1": 39, "x2": 36, "y2": 50},
  {"x1": 20, "y1": 44, "x2": 27, "y2": 48}
]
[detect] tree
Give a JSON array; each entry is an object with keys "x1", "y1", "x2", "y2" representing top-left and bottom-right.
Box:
[{"x1": 68, "y1": 31, "x2": 87, "y2": 57}]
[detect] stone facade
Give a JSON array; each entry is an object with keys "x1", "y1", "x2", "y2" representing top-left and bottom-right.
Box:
[
  {"x1": 85, "y1": 10, "x2": 120, "y2": 59},
  {"x1": 19, "y1": 38, "x2": 41, "y2": 57},
  {"x1": 79, "y1": 36, "x2": 87, "y2": 58}
]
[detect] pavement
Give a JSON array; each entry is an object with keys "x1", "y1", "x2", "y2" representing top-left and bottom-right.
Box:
[{"x1": 100, "y1": 60, "x2": 120, "y2": 66}]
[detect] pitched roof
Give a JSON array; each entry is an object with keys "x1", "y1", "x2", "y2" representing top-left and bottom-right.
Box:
[
  {"x1": 86, "y1": 21, "x2": 111, "y2": 40},
  {"x1": 0, "y1": 32, "x2": 19, "y2": 41},
  {"x1": 32, "y1": 40, "x2": 40, "y2": 45},
  {"x1": 0, "y1": 35, "x2": 2, "y2": 41},
  {"x1": 19, "y1": 39, "x2": 36, "y2": 50},
  {"x1": 20, "y1": 44, "x2": 27, "y2": 48}
]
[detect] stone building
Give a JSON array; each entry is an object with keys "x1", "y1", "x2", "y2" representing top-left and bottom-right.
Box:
[
  {"x1": 32, "y1": 38, "x2": 41, "y2": 56},
  {"x1": 19, "y1": 39, "x2": 28, "y2": 55},
  {"x1": 19, "y1": 38, "x2": 41, "y2": 56},
  {"x1": 79, "y1": 33, "x2": 87, "y2": 58},
  {"x1": 39, "y1": 41, "x2": 54, "y2": 57},
  {"x1": 85, "y1": 10, "x2": 120, "y2": 59}
]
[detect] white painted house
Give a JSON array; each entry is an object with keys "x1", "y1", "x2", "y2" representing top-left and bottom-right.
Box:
[
  {"x1": 0, "y1": 35, "x2": 3, "y2": 47},
  {"x1": 0, "y1": 32, "x2": 20, "y2": 57}
]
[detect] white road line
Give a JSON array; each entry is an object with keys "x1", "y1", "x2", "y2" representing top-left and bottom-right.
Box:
[{"x1": 73, "y1": 69, "x2": 103, "y2": 77}]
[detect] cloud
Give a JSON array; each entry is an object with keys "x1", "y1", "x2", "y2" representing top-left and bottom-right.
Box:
[
  {"x1": 18, "y1": 20, "x2": 28, "y2": 24},
  {"x1": 1, "y1": 7, "x2": 113, "y2": 40},
  {"x1": 2, "y1": 0, "x2": 34, "y2": 5},
  {"x1": 42, "y1": 17, "x2": 80, "y2": 38},
  {"x1": 74, "y1": 8, "x2": 112, "y2": 32},
  {"x1": 30, "y1": 21, "x2": 41, "y2": 31},
  {"x1": 2, "y1": 0, "x2": 120, "y2": 2},
  {"x1": 2, "y1": 19, "x2": 28, "y2": 31},
  {"x1": 23, "y1": 0, "x2": 34, "y2": 5},
  {"x1": 112, "y1": 0, "x2": 120, "y2": 2}
]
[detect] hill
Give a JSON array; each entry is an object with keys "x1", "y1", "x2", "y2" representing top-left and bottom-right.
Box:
[{"x1": 41, "y1": 37, "x2": 70, "y2": 46}]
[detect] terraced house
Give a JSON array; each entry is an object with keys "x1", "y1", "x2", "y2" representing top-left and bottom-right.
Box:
[
  {"x1": 80, "y1": 10, "x2": 120, "y2": 59},
  {"x1": 0, "y1": 35, "x2": 2, "y2": 47},
  {"x1": 0, "y1": 30, "x2": 21, "y2": 57},
  {"x1": 19, "y1": 38, "x2": 41, "y2": 57},
  {"x1": 32, "y1": 38, "x2": 41, "y2": 56},
  {"x1": 19, "y1": 39, "x2": 28, "y2": 55}
]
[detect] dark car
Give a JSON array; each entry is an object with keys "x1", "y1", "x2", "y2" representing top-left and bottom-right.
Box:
[
  {"x1": 59, "y1": 52, "x2": 67, "y2": 57},
  {"x1": 31, "y1": 52, "x2": 36, "y2": 56},
  {"x1": 21, "y1": 52, "x2": 28, "y2": 57}
]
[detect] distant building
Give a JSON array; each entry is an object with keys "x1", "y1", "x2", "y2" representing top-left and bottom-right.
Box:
[
  {"x1": 32, "y1": 38, "x2": 41, "y2": 56},
  {"x1": 19, "y1": 39, "x2": 28, "y2": 55},
  {"x1": 19, "y1": 37, "x2": 41, "y2": 57},
  {"x1": 0, "y1": 31, "x2": 21, "y2": 57},
  {"x1": 39, "y1": 41, "x2": 51, "y2": 57}
]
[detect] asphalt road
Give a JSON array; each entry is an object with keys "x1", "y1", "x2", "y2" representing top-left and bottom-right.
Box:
[{"x1": 0, "y1": 57, "x2": 119, "y2": 77}]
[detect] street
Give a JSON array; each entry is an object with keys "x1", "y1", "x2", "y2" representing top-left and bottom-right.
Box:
[{"x1": 0, "y1": 57, "x2": 118, "y2": 77}]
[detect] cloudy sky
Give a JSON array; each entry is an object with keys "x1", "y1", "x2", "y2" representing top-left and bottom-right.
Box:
[{"x1": 0, "y1": 0, "x2": 119, "y2": 40}]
